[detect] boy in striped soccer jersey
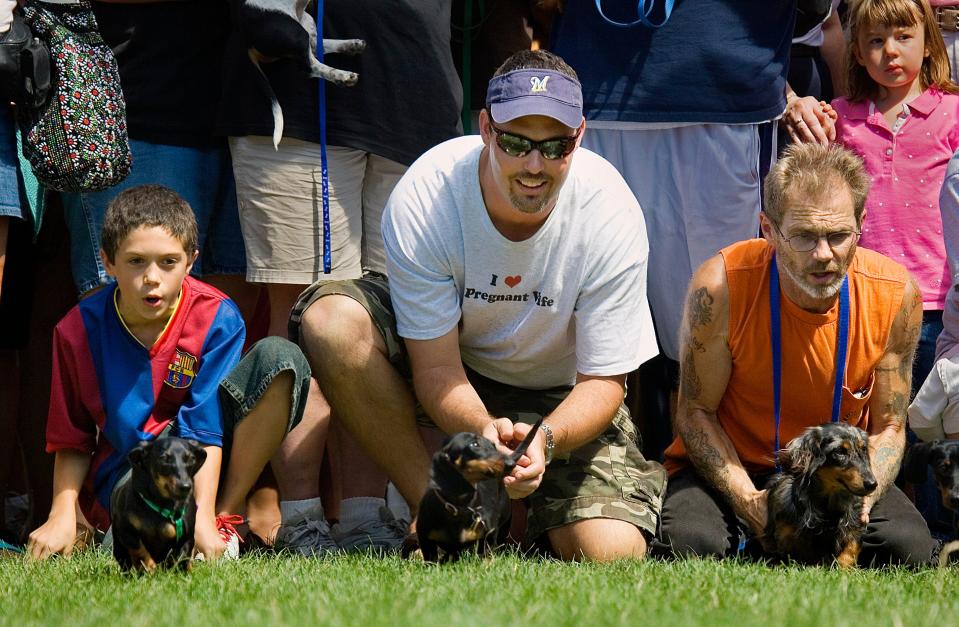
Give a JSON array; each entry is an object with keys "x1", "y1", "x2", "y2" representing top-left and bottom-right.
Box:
[{"x1": 27, "y1": 185, "x2": 311, "y2": 561}]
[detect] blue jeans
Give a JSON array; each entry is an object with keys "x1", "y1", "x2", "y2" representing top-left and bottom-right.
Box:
[
  {"x1": 0, "y1": 106, "x2": 22, "y2": 220},
  {"x1": 62, "y1": 139, "x2": 246, "y2": 295}
]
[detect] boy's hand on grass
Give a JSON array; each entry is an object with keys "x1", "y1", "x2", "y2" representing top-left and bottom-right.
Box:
[
  {"x1": 26, "y1": 515, "x2": 78, "y2": 561},
  {"x1": 194, "y1": 516, "x2": 226, "y2": 561}
]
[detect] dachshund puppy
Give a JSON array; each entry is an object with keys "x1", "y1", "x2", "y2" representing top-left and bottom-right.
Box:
[
  {"x1": 765, "y1": 422, "x2": 877, "y2": 568},
  {"x1": 415, "y1": 418, "x2": 544, "y2": 563},
  {"x1": 238, "y1": 0, "x2": 366, "y2": 147},
  {"x1": 903, "y1": 439, "x2": 959, "y2": 565},
  {"x1": 111, "y1": 438, "x2": 206, "y2": 572}
]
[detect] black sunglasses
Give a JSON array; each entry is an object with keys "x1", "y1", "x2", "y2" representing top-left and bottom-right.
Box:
[{"x1": 488, "y1": 121, "x2": 581, "y2": 160}]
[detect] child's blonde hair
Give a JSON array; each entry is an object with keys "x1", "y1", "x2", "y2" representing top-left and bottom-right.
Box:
[{"x1": 846, "y1": 0, "x2": 958, "y2": 102}]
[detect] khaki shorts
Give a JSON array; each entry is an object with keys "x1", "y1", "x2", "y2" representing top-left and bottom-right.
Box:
[
  {"x1": 230, "y1": 136, "x2": 405, "y2": 284},
  {"x1": 289, "y1": 274, "x2": 667, "y2": 540}
]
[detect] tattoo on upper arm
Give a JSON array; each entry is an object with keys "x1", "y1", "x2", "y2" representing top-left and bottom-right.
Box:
[{"x1": 689, "y1": 287, "x2": 714, "y2": 328}]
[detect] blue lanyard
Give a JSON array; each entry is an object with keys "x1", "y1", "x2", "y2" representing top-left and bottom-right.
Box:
[
  {"x1": 769, "y1": 253, "x2": 849, "y2": 471},
  {"x1": 316, "y1": 0, "x2": 332, "y2": 274},
  {"x1": 594, "y1": 0, "x2": 675, "y2": 28}
]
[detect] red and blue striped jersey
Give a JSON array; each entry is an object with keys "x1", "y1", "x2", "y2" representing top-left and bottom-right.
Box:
[{"x1": 46, "y1": 276, "x2": 245, "y2": 530}]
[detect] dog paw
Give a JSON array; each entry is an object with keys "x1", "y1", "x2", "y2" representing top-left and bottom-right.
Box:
[{"x1": 323, "y1": 38, "x2": 366, "y2": 55}]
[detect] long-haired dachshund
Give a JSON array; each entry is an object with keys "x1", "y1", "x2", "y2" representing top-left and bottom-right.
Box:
[
  {"x1": 414, "y1": 418, "x2": 544, "y2": 563},
  {"x1": 765, "y1": 422, "x2": 877, "y2": 568},
  {"x1": 903, "y1": 439, "x2": 959, "y2": 565}
]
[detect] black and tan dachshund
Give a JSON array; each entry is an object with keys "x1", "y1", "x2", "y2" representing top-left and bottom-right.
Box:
[
  {"x1": 765, "y1": 422, "x2": 877, "y2": 568},
  {"x1": 904, "y1": 439, "x2": 959, "y2": 565},
  {"x1": 111, "y1": 438, "x2": 206, "y2": 572},
  {"x1": 415, "y1": 418, "x2": 544, "y2": 563}
]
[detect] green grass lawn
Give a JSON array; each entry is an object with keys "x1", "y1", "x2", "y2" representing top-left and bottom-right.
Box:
[{"x1": 2, "y1": 551, "x2": 957, "y2": 627}]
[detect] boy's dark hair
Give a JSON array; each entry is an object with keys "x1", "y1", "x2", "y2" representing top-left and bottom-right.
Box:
[
  {"x1": 493, "y1": 49, "x2": 579, "y2": 82},
  {"x1": 100, "y1": 185, "x2": 199, "y2": 263}
]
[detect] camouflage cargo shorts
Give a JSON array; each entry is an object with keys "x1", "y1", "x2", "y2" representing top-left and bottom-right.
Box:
[{"x1": 288, "y1": 272, "x2": 667, "y2": 541}]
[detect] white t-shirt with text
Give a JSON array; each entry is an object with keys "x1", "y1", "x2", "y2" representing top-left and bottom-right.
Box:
[{"x1": 383, "y1": 135, "x2": 658, "y2": 389}]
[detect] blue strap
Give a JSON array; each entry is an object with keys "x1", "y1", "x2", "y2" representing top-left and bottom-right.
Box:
[
  {"x1": 316, "y1": 0, "x2": 332, "y2": 274},
  {"x1": 769, "y1": 253, "x2": 849, "y2": 471},
  {"x1": 770, "y1": 255, "x2": 783, "y2": 471},
  {"x1": 594, "y1": 0, "x2": 675, "y2": 29}
]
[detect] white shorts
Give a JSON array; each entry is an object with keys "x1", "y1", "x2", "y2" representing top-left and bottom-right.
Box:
[
  {"x1": 230, "y1": 136, "x2": 406, "y2": 284},
  {"x1": 582, "y1": 123, "x2": 769, "y2": 359}
]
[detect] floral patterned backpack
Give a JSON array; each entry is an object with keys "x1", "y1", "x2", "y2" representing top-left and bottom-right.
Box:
[{"x1": 18, "y1": 0, "x2": 131, "y2": 192}]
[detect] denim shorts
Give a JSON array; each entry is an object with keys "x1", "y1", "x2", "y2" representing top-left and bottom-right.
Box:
[
  {"x1": 0, "y1": 106, "x2": 22, "y2": 220},
  {"x1": 61, "y1": 139, "x2": 247, "y2": 295},
  {"x1": 218, "y1": 336, "x2": 312, "y2": 459}
]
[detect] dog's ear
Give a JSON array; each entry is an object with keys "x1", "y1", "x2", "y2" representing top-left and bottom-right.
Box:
[
  {"x1": 780, "y1": 427, "x2": 822, "y2": 476},
  {"x1": 127, "y1": 440, "x2": 152, "y2": 469},
  {"x1": 187, "y1": 440, "x2": 207, "y2": 476},
  {"x1": 903, "y1": 441, "x2": 935, "y2": 484}
]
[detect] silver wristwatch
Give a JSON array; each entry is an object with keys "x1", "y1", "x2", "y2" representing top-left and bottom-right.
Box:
[{"x1": 538, "y1": 423, "x2": 555, "y2": 465}]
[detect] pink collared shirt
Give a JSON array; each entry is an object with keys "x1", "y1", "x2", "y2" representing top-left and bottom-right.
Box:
[{"x1": 833, "y1": 88, "x2": 959, "y2": 310}]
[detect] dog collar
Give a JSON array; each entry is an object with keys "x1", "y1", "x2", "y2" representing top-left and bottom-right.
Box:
[
  {"x1": 138, "y1": 492, "x2": 187, "y2": 541},
  {"x1": 431, "y1": 488, "x2": 487, "y2": 535}
]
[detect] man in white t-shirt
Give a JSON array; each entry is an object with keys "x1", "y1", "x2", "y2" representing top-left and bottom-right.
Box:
[{"x1": 290, "y1": 50, "x2": 665, "y2": 560}]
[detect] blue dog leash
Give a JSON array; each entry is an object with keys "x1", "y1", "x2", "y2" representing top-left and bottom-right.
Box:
[
  {"x1": 769, "y1": 253, "x2": 849, "y2": 472},
  {"x1": 316, "y1": 0, "x2": 332, "y2": 274},
  {"x1": 594, "y1": 0, "x2": 675, "y2": 28}
]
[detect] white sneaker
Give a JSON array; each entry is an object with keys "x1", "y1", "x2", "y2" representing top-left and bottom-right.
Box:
[{"x1": 194, "y1": 514, "x2": 243, "y2": 560}]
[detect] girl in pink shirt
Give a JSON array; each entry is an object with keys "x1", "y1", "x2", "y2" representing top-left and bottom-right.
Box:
[{"x1": 830, "y1": 0, "x2": 959, "y2": 392}]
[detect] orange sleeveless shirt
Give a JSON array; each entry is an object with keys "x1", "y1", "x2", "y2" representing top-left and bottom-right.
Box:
[{"x1": 663, "y1": 239, "x2": 909, "y2": 475}]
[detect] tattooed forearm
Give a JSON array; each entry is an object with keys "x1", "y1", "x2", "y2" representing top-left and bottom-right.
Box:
[
  {"x1": 870, "y1": 443, "x2": 904, "y2": 500},
  {"x1": 681, "y1": 349, "x2": 702, "y2": 400},
  {"x1": 884, "y1": 392, "x2": 909, "y2": 417},
  {"x1": 680, "y1": 417, "x2": 759, "y2": 518},
  {"x1": 680, "y1": 421, "x2": 726, "y2": 482},
  {"x1": 689, "y1": 287, "x2": 714, "y2": 328}
]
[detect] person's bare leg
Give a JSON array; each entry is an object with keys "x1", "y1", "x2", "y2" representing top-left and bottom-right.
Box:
[
  {"x1": 337, "y1": 424, "x2": 388, "y2": 500},
  {"x1": 300, "y1": 295, "x2": 430, "y2": 515},
  {"x1": 547, "y1": 519, "x2": 648, "y2": 562},
  {"x1": 232, "y1": 282, "x2": 309, "y2": 539},
  {"x1": 272, "y1": 378, "x2": 329, "y2": 501},
  {"x1": 266, "y1": 283, "x2": 306, "y2": 338},
  {"x1": 216, "y1": 371, "x2": 293, "y2": 517},
  {"x1": 205, "y1": 274, "x2": 261, "y2": 331}
]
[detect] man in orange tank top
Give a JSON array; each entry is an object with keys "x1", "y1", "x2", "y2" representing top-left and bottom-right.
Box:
[{"x1": 653, "y1": 143, "x2": 936, "y2": 566}]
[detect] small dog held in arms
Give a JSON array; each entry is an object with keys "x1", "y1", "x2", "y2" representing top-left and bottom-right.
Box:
[
  {"x1": 765, "y1": 422, "x2": 877, "y2": 568},
  {"x1": 110, "y1": 438, "x2": 206, "y2": 572},
  {"x1": 237, "y1": 0, "x2": 366, "y2": 148},
  {"x1": 414, "y1": 418, "x2": 544, "y2": 563},
  {"x1": 903, "y1": 439, "x2": 959, "y2": 566}
]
